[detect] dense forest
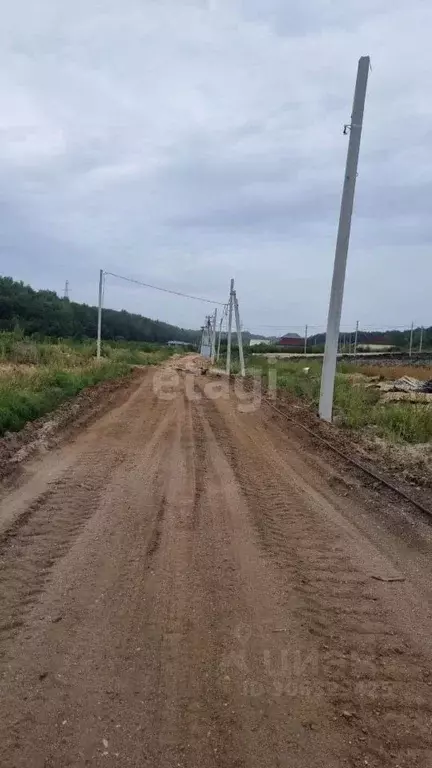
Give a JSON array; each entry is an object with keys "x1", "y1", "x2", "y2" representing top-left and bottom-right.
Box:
[{"x1": 0, "y1": 276, "x2": 200, "y2": 344}]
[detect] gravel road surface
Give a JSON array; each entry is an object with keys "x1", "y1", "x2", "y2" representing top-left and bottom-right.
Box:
[{"x1": 1, "y1": 363, "x2": 432, "y2": 767}]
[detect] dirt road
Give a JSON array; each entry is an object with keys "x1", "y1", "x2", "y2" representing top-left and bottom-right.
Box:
[{"x1": 1, "y1": 363, "x2": 432, "y2": 767}]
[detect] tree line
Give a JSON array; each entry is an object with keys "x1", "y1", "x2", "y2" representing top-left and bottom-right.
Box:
[
  {"x1": 309, "y1": 328, "x2": 431, "y2": 350},
  {"x1": 0, "y1": 276, "x2": 200, "y2": 344}
]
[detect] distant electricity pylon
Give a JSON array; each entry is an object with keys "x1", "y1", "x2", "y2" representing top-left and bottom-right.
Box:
[
  {"x1": 319, "y1": 56, "x2": 370, "y2": 422},
  {"x1": 64, "y1": 280, "x2": 70, "y2": 299}
]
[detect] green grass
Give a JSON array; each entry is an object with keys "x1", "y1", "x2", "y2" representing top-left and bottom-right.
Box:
[
  {"x1": 0, "y1": 333, "x2": 179, "y2": 367},
  {"x1": 247, "y1": 357, "x2": 432, "y2": 444},
  {"x1": 0, "y1": 333, "x2": 183, "y2": 436},
  {"x1": 102, "y1": 345, "x2": 175, "y2": 365},
  {"x1": 0, "y1": 362, "x2": 132, "y2": 435},
  {"x1": 372, "y1": 403, "x2": 432, "y2": 443}
]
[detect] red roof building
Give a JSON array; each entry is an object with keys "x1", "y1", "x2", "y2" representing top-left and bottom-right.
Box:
[{"x1": 279, "y1": 333, "x2": 302, "y2": 346}]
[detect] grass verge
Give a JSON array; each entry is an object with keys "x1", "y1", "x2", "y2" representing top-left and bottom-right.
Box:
[
  {"x1": 0, "y1": 361, "x2": 131, "y2": 435},
  {"x1": 248, "y1": 357, "x2": 432, "y2": 444},
  {"x1": 0, "y1": 333, "x2": 185, "y2": 436},
  {"x1": 0, "y1": 334, "x2": 177, "y2": 367}
]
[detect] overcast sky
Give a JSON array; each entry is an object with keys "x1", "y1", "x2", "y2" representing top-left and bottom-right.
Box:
[{"x1": 1, "y1": 0, "x2": 431, "y2": 335}]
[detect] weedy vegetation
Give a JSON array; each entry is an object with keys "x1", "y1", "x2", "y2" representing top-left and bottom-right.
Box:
[
  {"x1": 246, "y1": 356, "x2": 432, "y2": 444},
  {"x1": 0, "y1": 333, "x2": 179, "y2": 436}
]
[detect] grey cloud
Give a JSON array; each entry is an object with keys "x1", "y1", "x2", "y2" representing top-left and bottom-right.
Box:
[
  {"x1": 239, "y1": 0, "x2": 408, "y2": 34},
  {"x1": 0, "y1": 0, "x2": 432, "y2": 331},
  {"x1": 169, "y1": 190, "x2": 340, "y2": 233}
]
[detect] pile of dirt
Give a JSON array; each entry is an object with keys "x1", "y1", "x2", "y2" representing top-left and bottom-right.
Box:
[
  {"x1": 171, "y1": 353, "x2": 210, "y2": 376},
  {"x1": 376, "y1": 376, "x2": 432, "y2": 403}
]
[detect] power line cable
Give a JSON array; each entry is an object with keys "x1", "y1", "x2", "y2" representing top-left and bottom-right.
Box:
[{"x1": 104, "y1": 271, "x2": 225, "y2": 306}]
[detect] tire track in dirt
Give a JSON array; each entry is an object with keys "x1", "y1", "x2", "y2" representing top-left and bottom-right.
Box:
[
  {"x1": 0, "y1": 373, "x2": 175, "y2": 659},
  {"x1": 167, "y1": 398, "x2": 251, "y2": 768},
  {"x1": 177, "y1": 387, "x2": 208, "y2": 531},
  {"x1": 200, "y1": 388, "x2": 432, "y2": 768},
  {"x1": 190, "y1": 396, "x2": 366, "y2": 767},
  {"x1": 0, "y1": 452, "x2": 125, "y2": 651},
  {"x1": 191, "y1": 398, "x2": 209, "y2": 527},
  {"x1": 0, "y1": 385, "x2": 180, "y2": 766},
  {"x1": 115, "y1": 385, "x2": 248, "y2": 768},
  {"x1": 144, "y1": 494, "x2": 167, "y2": 562}
]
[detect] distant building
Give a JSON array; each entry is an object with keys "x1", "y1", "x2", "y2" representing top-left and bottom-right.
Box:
[
  {"x1": 167, "y1": 340, "x2": 190, "y2": 347},
  {"x1": 249, "y1": 338, "x2": 270, "y2": 347},
  {"x1": 279, "y1": 332, "x2": 302, "y2": 347},
  {"x1": 355, "y1": 333, "x2": 395, "y2": 352},
  {"x1": 357, "y1": 344, "x2": 394, "y2": 352}
]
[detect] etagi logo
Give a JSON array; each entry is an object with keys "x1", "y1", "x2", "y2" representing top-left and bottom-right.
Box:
[{"x1": 152, "y1": 368, "x2": 277, "y2": 413}]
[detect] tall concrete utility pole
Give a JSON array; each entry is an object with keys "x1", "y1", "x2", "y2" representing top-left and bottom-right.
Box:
[
  {"x1": 211, "y1": 308, "x2": 217, "y2": 362},
  {"x1": 233, "y1": 291, "x2": 245, "y2": 377},
  {"x1": 319, "y1": 56, "x2": 370, "y2": 422},
  {"x1": 200, "y1": 316, "x2": 212, "y2": 358},
  {"x1": 354, "y1": 320, "x2": 359, "y2": 357},
  {"x1": 226, "y1": 279, "x2": 234, "y2": 375},
  {"x1": 419, "y1": 326, "x2": 424, "y2": 353},
  {"x1": 97, "y1": 269, "x2": 104, "y2": 360},
  {"x1": 409, "y1": 322, "x2": 414, "y2": 358},
  {"x1": 304, "y1": 325, "x2": 308, "y2": 355},
  {"x1": 216, "y1": 310, "x2": 225, "y2": 362}
]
